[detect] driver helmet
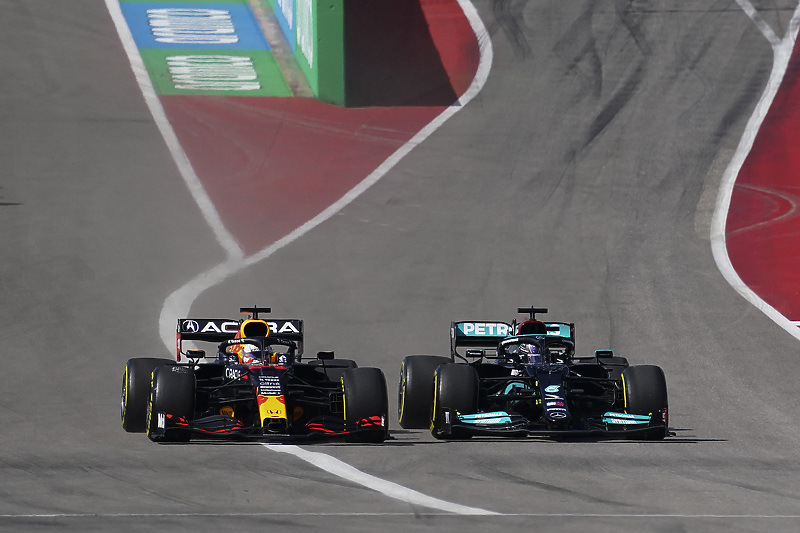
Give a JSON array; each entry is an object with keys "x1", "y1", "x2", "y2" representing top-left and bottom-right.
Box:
[
  {"x1": 241, "y1": 342, "x2": 261, "y2": 364},
  {"x1": 502, "y1": 342, "x2": 520, "y2": 362},
  {"x1": 243, "y1": 343, "x2": 281, "y2": 364},
  {"x1": 243, "y1": 343, "x2": 259, "y2": 354},
  {"x1": 519, "y1": 343, "x2": 542, "y2": 364}
]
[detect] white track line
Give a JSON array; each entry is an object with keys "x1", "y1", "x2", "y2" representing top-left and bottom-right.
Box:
[
  {"x1": 263, "y1": 444, "x2": 497, "y2": 515},
  {"x1": 711, "y1": 1, "x2": 800, "y2": 340},
  {"x1": 103, "y1": 0, "x2": 243, "y2": 262},
  {"x1": 105, "y1": 0, "x2": 494, "y2": 516}
]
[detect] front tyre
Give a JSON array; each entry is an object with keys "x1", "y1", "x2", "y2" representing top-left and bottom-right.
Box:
[
  {"x1": 342, "y1": 367, "x2": 388, "y2": 443},
  {"x1": 431, "y1": 364, "x2": 478, "y2": 440},
  {"x1": 146, "y1": 365, "x2": 195, "y2": 443},
  {"x1": 397, "y1": 355, "x2": 451, "y2": 429},
  {"x1": 121, "y1": 358, "x2": 173, "y2": 433},
  {"x1": 622, "y1": 365, "x2": 669, "y2": 440}
]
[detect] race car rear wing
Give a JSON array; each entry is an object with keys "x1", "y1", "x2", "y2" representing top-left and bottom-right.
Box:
[
  {"x1": 451, "y1": 320, "x2": 575, "y2": 362},
  {"x1": 451, "y1": 321, "x2": 513, "y2": 361},
  {"x1": 176, "y1": 318, "x2": 303, "y2": 360},
  {"x1": 530, "y1": 322, "x2": 574, "y2": 342}
]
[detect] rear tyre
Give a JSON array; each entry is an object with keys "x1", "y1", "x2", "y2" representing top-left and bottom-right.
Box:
[
  {"x1": 431, "y1": 364, "x2": 478, "y2": 440},
  {"x1": 146, "y1": 365, "x2": 195, "y2": 443},
  {"x1": 121, "y1": 358, "x2": 173, "y2": 433},
  {"x1": 622, "y1": 365, "x2": 668, "y2": 440},
  {"x1": 342, "y1": 367, "x2": 388, "y2": 443},
  {"x1": 397, "y1": 355, "x2": 452, "y2": 429}
]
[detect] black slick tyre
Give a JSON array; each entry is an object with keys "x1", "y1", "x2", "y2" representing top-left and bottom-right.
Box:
[
  {"x1": 431, "y1": 363, "x2": 478, "y2": 440},
  {"x1": 622, "y1": 365, "x2": 669, "y2": 440},
  {"x1": 341, "y1": 367, "x2": 388, "y2": 443},
  {"x1": 121, "y1": 358, "x2": 173, "y2": 433},
  {"x1": 397, "y1": 355, "x2": 451, "y2": 429},
  {"x1": 146, "y1": 365, "x2": 195, "y2": 443}
]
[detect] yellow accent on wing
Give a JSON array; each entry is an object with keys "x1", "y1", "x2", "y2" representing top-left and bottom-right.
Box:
[
  {"x1": 398, "y1": 361, "x2": 407, "y2": 423},
  {"x1": 341, "y1": 377, "x2": 347, "y2": 420},
  {"x1": 430, "y1": 368, "x2": 440, "y2": 432},
  {"x1": 621, "y1": 374, "x2": 628, "y2": 413}
]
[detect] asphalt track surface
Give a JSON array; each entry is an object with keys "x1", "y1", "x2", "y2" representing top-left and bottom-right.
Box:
[{"x1": 3, "y1": 1, "x2": 800, "y2": 532}]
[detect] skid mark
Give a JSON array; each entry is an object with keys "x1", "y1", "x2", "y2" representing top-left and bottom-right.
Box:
[{"x1": 726, "y1": 184, "x2": 799, "y2": 236}]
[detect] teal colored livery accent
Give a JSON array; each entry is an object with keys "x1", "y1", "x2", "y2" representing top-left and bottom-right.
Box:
[
  {"x1": 602, "y1": 412, "x2": 651, "y2": 425},
  {"x1": 503, "y1": 381, "x2": 529, "y2": 394},
  {"x1": 543, "y1": 323, "x2": 571, "y2": 338},
  {"x1": 458, "y1": 411, "x2": 512, "y2": 425}
]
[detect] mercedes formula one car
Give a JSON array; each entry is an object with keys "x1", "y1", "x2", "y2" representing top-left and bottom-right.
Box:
[
  {"x1": 397, "y1": 307, "x2": 668, "y2": 440},
  {"x1": 121, "y1": 307, "x2": 388, "y2": 443}
]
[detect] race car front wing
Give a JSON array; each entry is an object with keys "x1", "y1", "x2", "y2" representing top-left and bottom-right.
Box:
[
  {"x1": 438, "y1": 408, "x2": 669, "y2": 439},
  {"x1": 149, "y1": 411, "x2": 386, "y2": 442}
]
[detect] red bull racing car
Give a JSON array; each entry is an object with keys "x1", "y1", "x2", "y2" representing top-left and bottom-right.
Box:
[
  {"x1": 121, "y1": 307, "x2": 388, "y2": 443},
  {"x1": 397, "y1": 307, "x2": 669, "y2": 440}
]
